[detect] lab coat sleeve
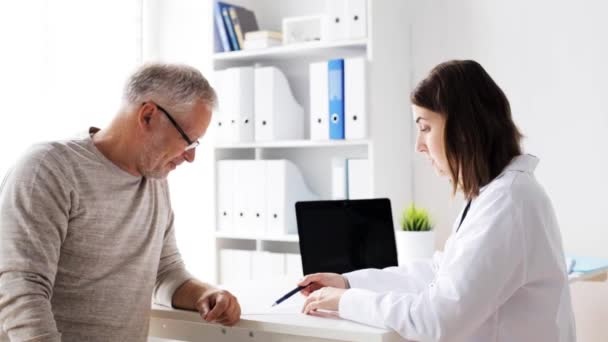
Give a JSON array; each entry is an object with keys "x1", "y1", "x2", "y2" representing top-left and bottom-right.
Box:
[
  {"x1": 344, "y1": 253, "x2": 440, "y2": 293},
  {"x1": 339, "y1": 191, "x2": 525, "y2": 341}
]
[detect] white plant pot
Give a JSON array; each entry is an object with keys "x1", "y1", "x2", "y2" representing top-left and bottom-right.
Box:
[{"x1": 395, "y1": 230, "x2": 435, "y2": 265}]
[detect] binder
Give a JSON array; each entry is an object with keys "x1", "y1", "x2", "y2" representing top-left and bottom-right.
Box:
[
  {"x1": 346, "y1": 0, "x2": 367, "y2": 39},
  {"x1": 213, "y1": 69, "x2": 228, "y2": 143},
  {"x1": 347, "y1": 159, "x2": 372, "y2": 199},
  {"x1": 331, "y1": 158, "x2": 348, "y2": 200},
  {"x1": 221, "y1": 6, "x2": 239, "y2": 50},
  {"x1": 229, "y1": 6, "x2": 259, "y2": 49},
  {"x1": 217, "y1": 160, "x2": 235, "y2": 233},
  {"x1": 254, "y1": 66, "x2": 304, "y2": 141},
  {"x1": 232, "y1": 160, "x2": 250, "y2": 234},
  {"x1": 323, "y1": 0, "x2": 347, "y2": 41},
  {"x1": 213, "y1": 1, "x2": 232, "y2": 52},
  {"x1": 328, "y1": 59, "x2": 345, "y2": 140},
  {"x1": 309, "y1": 61, "x2": 329, "y2": 140},
  {"x1": 248, "y1": 161, "x2": 267, "y2": 235},
  {"x1": 345, "y1": 57, "x2": 367, "y2": 139},
  {"x1": 228, "y1": 67, "x2": 254, "y2": 143},
  {"x1": 265, "y1": 160, "x2": 318, "y2": 235}
]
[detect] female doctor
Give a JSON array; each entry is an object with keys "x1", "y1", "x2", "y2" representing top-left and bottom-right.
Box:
[{"x1": 298, "y1": 60, "x2": 576, "y2": 342}]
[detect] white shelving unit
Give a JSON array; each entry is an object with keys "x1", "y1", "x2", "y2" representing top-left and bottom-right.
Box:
[{"x1": 211, "y1": 0, "x2": 413, "y2": 283}]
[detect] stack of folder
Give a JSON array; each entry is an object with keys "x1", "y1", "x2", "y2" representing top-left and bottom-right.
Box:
[
  {"x1": 220, "y1": 250, "x2": 303, "y2": 284},
  {"x1": 243, "y1": 30, "x2": 282, "y2": 50},
  {"x1": 310, "y1": 57, "x2": 367, "y2": 141},
  {"x1": 216, "y1": 159, "x2": 318, "y2": 236},
  {"x1": 566, "y1": 255, "x2": 608, "y2": 274},
  {"x1": 214, "y1": 66, "x2": 304, "y2": 143},
  {"x1": 214, "y1": 1, "x2": 259, "y2": 52},
  {"x1": 323, "y1": 0, "x2": 367, "y2": 41}
]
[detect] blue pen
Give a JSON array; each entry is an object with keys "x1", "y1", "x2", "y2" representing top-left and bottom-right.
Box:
[{"x1": 271, "y1": 285, "x2": 306, "y2": 307}]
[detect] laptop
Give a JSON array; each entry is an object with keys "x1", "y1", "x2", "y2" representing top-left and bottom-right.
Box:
[{"x1": 295, "y1": 198, "x2": 398, "y2": 275}]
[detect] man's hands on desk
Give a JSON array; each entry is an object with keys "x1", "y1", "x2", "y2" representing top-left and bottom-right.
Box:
[
  {"x1": 298, "y1": 273, "x2": 348, "y2": 314},
  {"x1": 173, "y1": 279, "x2": 241, "y2": 326},
  {"x1": 195, "y1": 287, "x2": 240, "y2": 325}
]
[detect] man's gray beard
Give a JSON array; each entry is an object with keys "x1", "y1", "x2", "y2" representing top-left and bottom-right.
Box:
[{"x1": 138, "y1": 136, "x2": 168, "y2": 179}]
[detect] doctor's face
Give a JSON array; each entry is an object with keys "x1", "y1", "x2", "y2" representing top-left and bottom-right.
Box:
[{"x1": 413, "y1": 105, "x2": 450, "y2": 178}]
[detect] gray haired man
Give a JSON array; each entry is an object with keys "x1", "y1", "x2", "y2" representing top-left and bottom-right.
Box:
[{"x1": 0, "y1": 64, "x2": 240, "y2": 341}]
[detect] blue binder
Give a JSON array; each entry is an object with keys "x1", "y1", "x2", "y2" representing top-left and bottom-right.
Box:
[
  {"x1": 214, "y1": 1, "x2": 232, "y2": 52},
  {"x1": 328, "y1": 59, "x2": 345, "y2": 140},
  {"x1": 221, "y1": 5, "x2": 240, "y2": 50}
]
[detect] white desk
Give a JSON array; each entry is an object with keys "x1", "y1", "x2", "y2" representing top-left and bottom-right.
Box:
[
  {"x1": 150, "y1": 270, "x2": 608, "y2": 342},
  {"x1": 149, "y1": 281, "x2": 403, "y2": 342}
]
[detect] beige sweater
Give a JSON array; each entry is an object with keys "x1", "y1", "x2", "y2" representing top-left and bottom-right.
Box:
[{"x1": 0, "y1": 131, "x2": 192, "y2": 341}]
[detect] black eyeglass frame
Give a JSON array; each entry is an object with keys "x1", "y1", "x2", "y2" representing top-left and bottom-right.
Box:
[{"x1": 147, "y1": 102, "x2": 199, "y2": 151}]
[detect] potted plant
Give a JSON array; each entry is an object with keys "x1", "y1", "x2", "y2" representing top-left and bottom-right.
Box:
[{"x1": 396, "y1": 203, "x2": 435, "y2": 264}]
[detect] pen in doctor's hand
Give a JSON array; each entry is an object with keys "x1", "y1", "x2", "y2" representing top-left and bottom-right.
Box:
[{"x1": 271, "y1": 285, "x2": 307, "y2": 307}]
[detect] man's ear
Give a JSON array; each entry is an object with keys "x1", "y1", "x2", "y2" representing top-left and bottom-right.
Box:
[{"x1": 138, "y1": 102, "x2": 156, "y2": 129}]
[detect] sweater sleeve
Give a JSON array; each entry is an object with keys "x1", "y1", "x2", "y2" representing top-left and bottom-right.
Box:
[
  {"x1": 153, "y1": 209, "x2": 193, "y2": 308},
  {"x1": 0, "y1": 148, "x2": 72, "y2": 341}
]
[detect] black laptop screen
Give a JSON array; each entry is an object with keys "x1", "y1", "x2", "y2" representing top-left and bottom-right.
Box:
[{"x1": 295, "y1": 199, "x2": 398, "y2": 275}]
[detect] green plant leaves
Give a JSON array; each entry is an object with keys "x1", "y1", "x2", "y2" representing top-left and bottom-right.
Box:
[{"x1": 400, "y1": 203, "x2": 433, "y2": 231}]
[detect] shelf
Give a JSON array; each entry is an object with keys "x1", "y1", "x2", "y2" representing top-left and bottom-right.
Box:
[
  {"x1": 213, "y1": 39, "x2": 367, "y2": 64},
  {"x1": 215, "y1": 231, "x2": 300, "y2": 242},
  {"x1": 214, "y1": 139, "x2": 371, "y2": 149}
]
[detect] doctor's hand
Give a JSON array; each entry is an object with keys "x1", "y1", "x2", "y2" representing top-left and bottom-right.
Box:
[
  {"x1": 301, "y1": 287, "x2": 347, "y2": 314},
  {"x1": 195, "y1": 288, "x2": 241, "y2": 326},
  {"x1": 298, "y1": 273, "x2": 348, "y2": 296}
]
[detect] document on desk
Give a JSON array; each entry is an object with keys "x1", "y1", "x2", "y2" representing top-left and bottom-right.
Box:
[{"x1": 241, "y1": 289, "x2": 306, "y2": 315}]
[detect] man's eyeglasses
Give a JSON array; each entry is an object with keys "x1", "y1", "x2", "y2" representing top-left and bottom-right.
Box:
[{"x1": 148, "y1": 102, "x2": 199, "y2": 151}]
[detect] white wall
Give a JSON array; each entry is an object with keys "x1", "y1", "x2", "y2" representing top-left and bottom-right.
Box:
[
  {"x1": 0, "y1": 1, "x2": 141, "y2": 178},
  {"x1": 410, "y1": 1, "x2": 608, "y2": 340},
  {"x1": 142, "y1": 0, "x2": 217, "y2": 283}
]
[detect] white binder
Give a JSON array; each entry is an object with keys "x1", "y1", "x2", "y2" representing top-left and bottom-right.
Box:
[
  {"x1": 254, "y1": 66, "x2": 304, "y2": 141},
  {"x1": 309, "y1": 61, "x2": 329, "y2": 140},
  {"x1": 346, "y1": 0, "x2": 367, "y2": 39},
  {"x1": 248, "y1": 161, "x2": 267, "y2": 235},
  {"x1": 217, "y1": 160, "x2": 235, "y2": 233},
  {"x1": 347, "y1": 158, "x2": 372, "y2": 199},
  {"x1": 232, "y1": 160, "x2": 251, "y2": 235},
  {"x1": 266, "y1": 160, "x2": 318, "y2": 235},
  {"x1": 322, "y1": 0, "x2": 347, "y2": 41},
  {"x1": 229, "y1": 160, "x2": 266, "y2": 235},
  {"x1": 345, "y1": 57, "x2": 367, "y2": 139},
  {"x1": 221, "y1": 67, "x2": 255, "y2": 143},
  {"x1": 213, "y1": 69, "x2": 231, "y2": 144}
]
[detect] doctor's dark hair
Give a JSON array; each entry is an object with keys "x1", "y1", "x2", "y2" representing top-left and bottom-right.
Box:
[{"x1": 411, "y1": 60, "x2": 523, "y2": 199}]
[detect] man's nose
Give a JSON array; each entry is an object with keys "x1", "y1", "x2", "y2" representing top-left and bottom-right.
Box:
[{"x1": 183, "y1": 148, "x2": 196, "y2": 163}]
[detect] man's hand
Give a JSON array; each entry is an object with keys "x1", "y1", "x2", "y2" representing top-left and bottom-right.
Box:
[
  {"x1": 172, "y1": 279, "x2": 241, "y2": 326},
  {"x1": 301, "y1": 287, "x2": 347, "y2": 314},
  {"x1": 195, "y1": 288, "x2": 240, "y2": 326}
]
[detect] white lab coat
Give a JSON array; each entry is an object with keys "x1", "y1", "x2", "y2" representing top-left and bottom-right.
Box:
[{"x1": 339, "y1": 155, "x2": 576, "y2": 342}]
